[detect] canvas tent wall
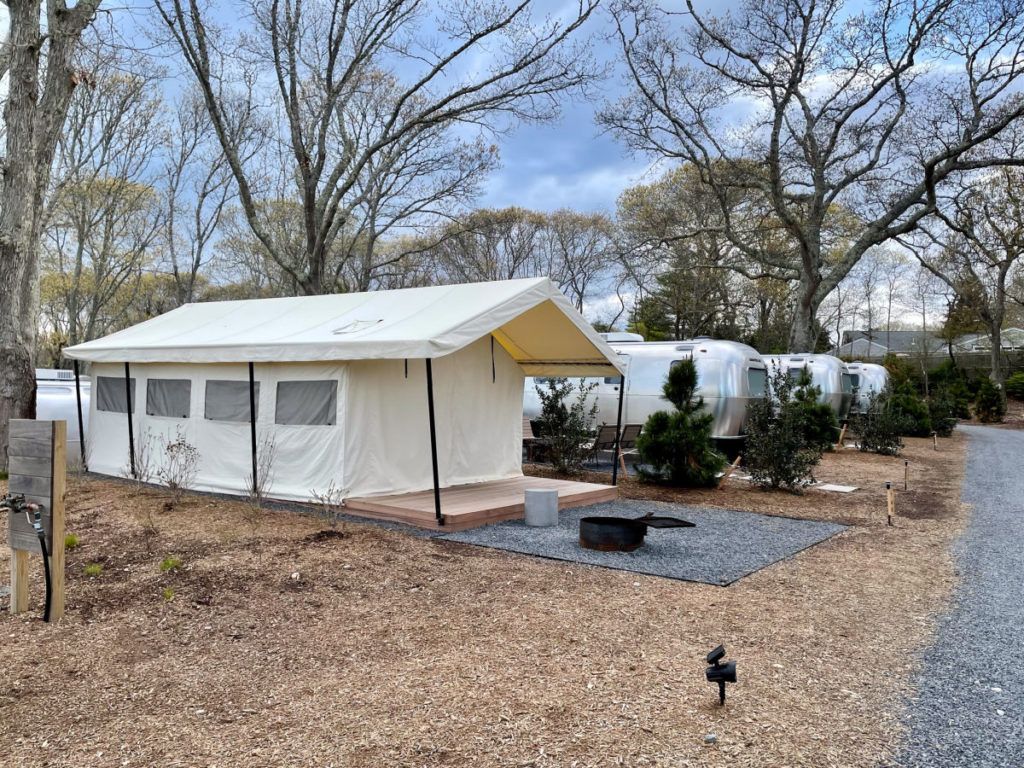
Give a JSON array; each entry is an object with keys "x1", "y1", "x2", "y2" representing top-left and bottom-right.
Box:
[{"x1": 64, "y1": 278, "x2": 622, "y2": 505}]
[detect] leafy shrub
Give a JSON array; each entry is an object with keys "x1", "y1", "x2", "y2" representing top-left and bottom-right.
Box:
[
  {"x1": 83, "y1": 563, "x2": 103, "y2": 578},
  {"x1": 850, "y1": 391, "x2": 904, "y2": 456},
  {"x1": 162, "y1": 587, "x2": 175, "y2": 602},
  {"x1": 159, "y1": 555, "x2": 183, "y2": 573},
  {"x1": 1005, "y1": 372, "x2": 1024, "y2": 400},
  {"x1": 789, "y1": 367, "x2": 839, "y2": 451},
  {"x1": 534, "y1": 377, "x2": 599, "y2": 473},
  {"x1": 928, "y1": 389, "x2": 959, "y2": 437},
  {"x1": 930, "y1": 361, "x2": 973, "y2": 417},
  {"x1": 888, "y1": 382, "x2": 932, "y2": 437},
  {"x1": 635, "y1": 359, "x2": 726, "y2": 486},
  {"x1": 743, "y1": 368, "x2": 823, "y2": 491},
  {"x1": 64, "y1": 532, "x2": 80, "y2": 550},
  {"x1": 975, "y1": 378, "x2": 1006, "y2": 423}
]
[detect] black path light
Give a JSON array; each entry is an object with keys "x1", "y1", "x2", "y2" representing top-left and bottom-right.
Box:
[{"x1": 705, "y1": 645, "x2": 737, "y2": 705}]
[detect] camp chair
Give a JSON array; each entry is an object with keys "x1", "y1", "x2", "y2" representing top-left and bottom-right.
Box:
[
  {"x1": 523, "y1": 417, "x2": 543, "y2": 462},
  {"x1": 584, "y1": 424, "x2": 621, "y2": 466},
  {"x1": 615, "y1": 424, "x2": 643, "y2": 474}
]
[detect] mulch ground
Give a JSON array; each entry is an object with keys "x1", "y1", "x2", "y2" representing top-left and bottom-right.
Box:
[{"x1": 0, "y1": 432, "x2": 968, "y2": 767}]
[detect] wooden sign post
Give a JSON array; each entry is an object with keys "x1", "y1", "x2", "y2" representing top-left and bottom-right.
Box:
[{"x1": 7, "y1": 420, "x2": 66, "y2": 621}]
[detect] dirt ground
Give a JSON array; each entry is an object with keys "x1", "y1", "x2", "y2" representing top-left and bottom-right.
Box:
[{"x1": 0, "y1": 433, "x2": 968, "y2": 768}]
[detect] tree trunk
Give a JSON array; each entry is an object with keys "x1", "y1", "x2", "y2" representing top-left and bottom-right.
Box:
[
  {"x1": 789, "y1": 275, "x2": 819, "y2": 352},
  {"x1": 989, "y1": 323, "x2": 1005, "y2": 384}
]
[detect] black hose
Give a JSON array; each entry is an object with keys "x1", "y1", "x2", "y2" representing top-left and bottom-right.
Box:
[{"x1": 32, "y1": 512, "x2": 52, "y2": 623}]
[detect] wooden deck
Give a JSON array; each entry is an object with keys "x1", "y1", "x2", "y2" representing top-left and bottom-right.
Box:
[{"x1": 345, "y1": 476, "x2": 617, "y2": 531}]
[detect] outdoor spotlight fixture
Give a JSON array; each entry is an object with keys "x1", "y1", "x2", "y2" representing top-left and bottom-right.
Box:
[{"x1": 705, "y1": 645, "x2": 737, "y2": 706}]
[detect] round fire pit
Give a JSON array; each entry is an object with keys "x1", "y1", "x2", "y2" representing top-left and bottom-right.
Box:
[{"x1": 579, "y1": 516, "x2": 646, "y2": 552}]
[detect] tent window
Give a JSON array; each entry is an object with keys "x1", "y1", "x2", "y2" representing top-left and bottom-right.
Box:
[
  {"x1": 96, "y1": 376, "x2": 136, "y2": 413},
  {"x1": 275, "y1": 380, "x2": 337, "y2": 426},
  {"x1": 205, "y1": 380, "x2": 259, "y2": 422},
  {"x1": 146, "y1": 379, "x2": 191, "y2": 418}
]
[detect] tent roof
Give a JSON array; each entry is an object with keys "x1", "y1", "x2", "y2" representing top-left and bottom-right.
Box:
[{"x1": 63, "y1": 277, "x2": 624, "y2": 376}]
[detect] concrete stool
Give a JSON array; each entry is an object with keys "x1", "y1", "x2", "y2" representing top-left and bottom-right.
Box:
[{"x1": 524, "y1": 489, "x2": 559, "y2": 527}]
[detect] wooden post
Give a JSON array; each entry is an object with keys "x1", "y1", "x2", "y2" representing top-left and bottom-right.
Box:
[
  {"x1": 718, "y1": 454, "x2": 743, "y2": 489},
  {"x1": 932, "y1": 431, "x2": 938, "y2": 451},
  {"x1": 835, "y1": 422, "x2": 847, "y2": 450},
  {"x1": 7, "y1": 419, "x2": 66, "y2": 620},
  {"x1": 886, "y1": 482, "x2": 894, "y2": 527}
]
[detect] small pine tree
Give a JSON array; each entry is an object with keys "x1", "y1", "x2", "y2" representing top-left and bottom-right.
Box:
[
  {"x1": 790, "y1": 367, "x2": 840, "y2": 451},
  {"x1": 635, "y1": 359, "x2": 726, "y2": 486},
  {"x1": 851, "y1": 390, "x2": 905, "y2": 455},
  {"x1": 975, "y1": 378, "x2": 1006, "y2": 423},
  {"x1": 888, "y1": 381, "x2": 933, "y2": 437},
  {"x1": 743, "y1": 367, "x2": 823, "y2": 491},
  {"x1": 1004, "y1": 371, "x2": 1024, "y2": 400}
]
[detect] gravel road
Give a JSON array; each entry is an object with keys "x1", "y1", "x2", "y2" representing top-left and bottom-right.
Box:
[{"x1": 893, "y1": 425, "x2": 1024, "y2": 767}]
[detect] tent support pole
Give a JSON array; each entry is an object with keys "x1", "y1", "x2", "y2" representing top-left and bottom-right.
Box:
[
  {"x1": 124, "y1": 361, "x2": 136, "y2": 479},
  {"x1": 74, "y1": 360, "x2": 87, "y2": 471},
  {"x1": 248, "y1": 362, "x2": 258, "y2": 495},
  {"x1": 611, "y1": 374, "x2": 625, "y2": 486},
  {"x1": 425, "y1": 358, "x2": 443, "y2": 525}
]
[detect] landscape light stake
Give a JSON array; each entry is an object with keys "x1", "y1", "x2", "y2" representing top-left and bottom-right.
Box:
[
  {"x1": 886, "y1": 482, "x2": 894, "y2": 527},
  {"x1": 904, "y1": 460, "x2": 909, "y2": 491},
  {"x1": 705, "y1": 645, "x2": 737, "y2": 705},
  {"x1": 932, "y1": 431, "x2": 938, "y2": 451}
]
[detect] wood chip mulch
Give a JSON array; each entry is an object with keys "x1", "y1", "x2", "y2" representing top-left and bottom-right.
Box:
[{"x1": 0, "y1": 432, "x2": 969, "y2": 767}]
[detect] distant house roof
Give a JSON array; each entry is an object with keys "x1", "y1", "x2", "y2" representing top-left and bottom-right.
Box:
[
  {"x1": 953, "y1": 328, "x2": 1024, "y2": 352},
  {"x1": 836, "y1": 329, "x2": 945, "y2": 357}
]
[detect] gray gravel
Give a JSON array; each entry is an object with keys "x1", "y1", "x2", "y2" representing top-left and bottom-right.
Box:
[
  {"x1": 892, "y1": 426, "x2": 1024, "y2": 767},
  {"x1": 438, "y1": 499, "x2": 844, "y2": 585}
]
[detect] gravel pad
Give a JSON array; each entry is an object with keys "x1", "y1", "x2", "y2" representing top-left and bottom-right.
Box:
[
  {"x1": 437, "y1": 499, "x2": 845, "y2": 586},
  {"x1": 892, "y1": 426, "x2": 1024, "y2": 767}
]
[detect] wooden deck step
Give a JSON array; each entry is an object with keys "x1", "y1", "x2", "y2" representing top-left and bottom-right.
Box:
[{"x1": 345, "y1": 475, "x2": 617, "y2": 531}]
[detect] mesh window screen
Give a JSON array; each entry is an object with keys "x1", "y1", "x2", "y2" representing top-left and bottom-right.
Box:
[
  {"x1": 146, "y1": 379, "x2": 191, "y2": 418},
  {"x1": 96, "y1": 376, "x2": 136, "y2": 413},
  {"x1": 275, "y1": 380, "x2": 337, "y2": 425},
  {"x1": 205, "y1": 380, "x2": 259, "y2": 422}
]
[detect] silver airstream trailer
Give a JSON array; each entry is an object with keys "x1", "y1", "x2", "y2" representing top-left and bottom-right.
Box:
[
  {"x1": 844, "y1": 361, "x2": 890, "y2": 413},
  {"x1": 35, "y1": 368, "x2": 90, "y2": 466},
  {"x1": 765, "y1": 354, "x2": 854, "y2": 420},
  {"x1": 524, "y1": 336, "x2": 768, "y2": 442}
]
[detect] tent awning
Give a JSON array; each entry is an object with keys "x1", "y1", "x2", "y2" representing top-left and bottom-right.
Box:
[{"x1": 63, "y1": 277, "x2": 624, "y2": 377}]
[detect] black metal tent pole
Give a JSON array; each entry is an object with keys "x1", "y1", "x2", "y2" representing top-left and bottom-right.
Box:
[
  {"x1": 124, "y1": 361, "x2": 136, "y2": 478},
  {"x1": 73, "y1": 360, "x2": 87, "y2": 470},
  {"x1": 610, "y1": 372, "x2": 626, "y2": 486},
  {"x1": 248, "y1": 362, "x2": 258, "y2": 494},
  {"x1": 425, "y1": 358, "x2": 443, "y2": 525}
]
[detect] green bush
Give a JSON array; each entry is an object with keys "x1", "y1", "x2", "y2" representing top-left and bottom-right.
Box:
[
  {"x1": 790, "y1": 367, "x2": 839, "y2": 451},
  {"x1": 1005, "y1": 372, "x2": 1024, "y2": 400},
  {"x1": 930, "y1": 361, "x2": 973, "y2": 417},
  {"x1": 743, "y1": 368, "x2": 823, "y2": 491},
  {"x1": 162, "y1": 587, "x2": 175, "y2": 602},
  {"x1": 64, "y1": 532, "x2": 80, "y2": 550},
  {"x1": 928, "y1": 389, "x2": 959, "y2": 437},
  {"x1": 83, "y1": 563, "x2": 103, "y2": 578},
  {"x1": 975, "y1": 378, "x2": 1006, "y2": 423},
  {"x1": 534, "y1": 377, "x2": 599, "y2": 473},
  {"x1": 888, "y1": 382, "x2": 932, "y2": 437},
  {"x1": 636, "y1": 359, "x2": 726, "y2": 487},
  {"x1": 850, "y1": 391, "x2": 905, "y2": 456}
]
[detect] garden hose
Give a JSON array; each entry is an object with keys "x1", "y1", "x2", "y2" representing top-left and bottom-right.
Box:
[{"x1": 28, "y1": 506, "x2": 53, "y2": 623}]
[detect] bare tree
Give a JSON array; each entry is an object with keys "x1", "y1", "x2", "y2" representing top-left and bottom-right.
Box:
[
  {"x1": 160, "y1": 90, "x2": 236, "y2": 305},
  {"x1": 602, "y1": 0, "x2": 1024, "y2": 351},
  {"x1": 155, "y1": 0, "x2": 599, "y2": 296},
  {"x1": 0, "y1": 0, "x2": 103, "y2": 467},
  {"x1": 905, "y1": 168, "x2": 1024, "y2": 383}
]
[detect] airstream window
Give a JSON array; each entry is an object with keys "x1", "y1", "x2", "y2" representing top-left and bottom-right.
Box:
[
  {"x1": 146, "y1": 379, "x2": 191, "y2": 418},
  {"x1": 275, "y1": 380, "x2": 337, "y2": 425},
  {"x1": 849, "y1": 373, "x2": 861, "y2": 389},
  {"x1": 205, "y1": 380, "x2": 259, "y2": 422},
  {"x1": 747, "y1": 368, "x2": 768, "y2": 398},
  {"x1": 787, "y1": 367, "x2": 807, "y2": 384},
  {"x1": 96, "y1": 376, "x2": 136, "y2": 414},
  {"x1": 841, "y1": 373, "x2": 854, "y2": 394}
]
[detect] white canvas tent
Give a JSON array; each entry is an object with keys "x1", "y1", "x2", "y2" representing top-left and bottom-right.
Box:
[{"x1": 63, "y1": 278, "x2": 624, "y2": 521}]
